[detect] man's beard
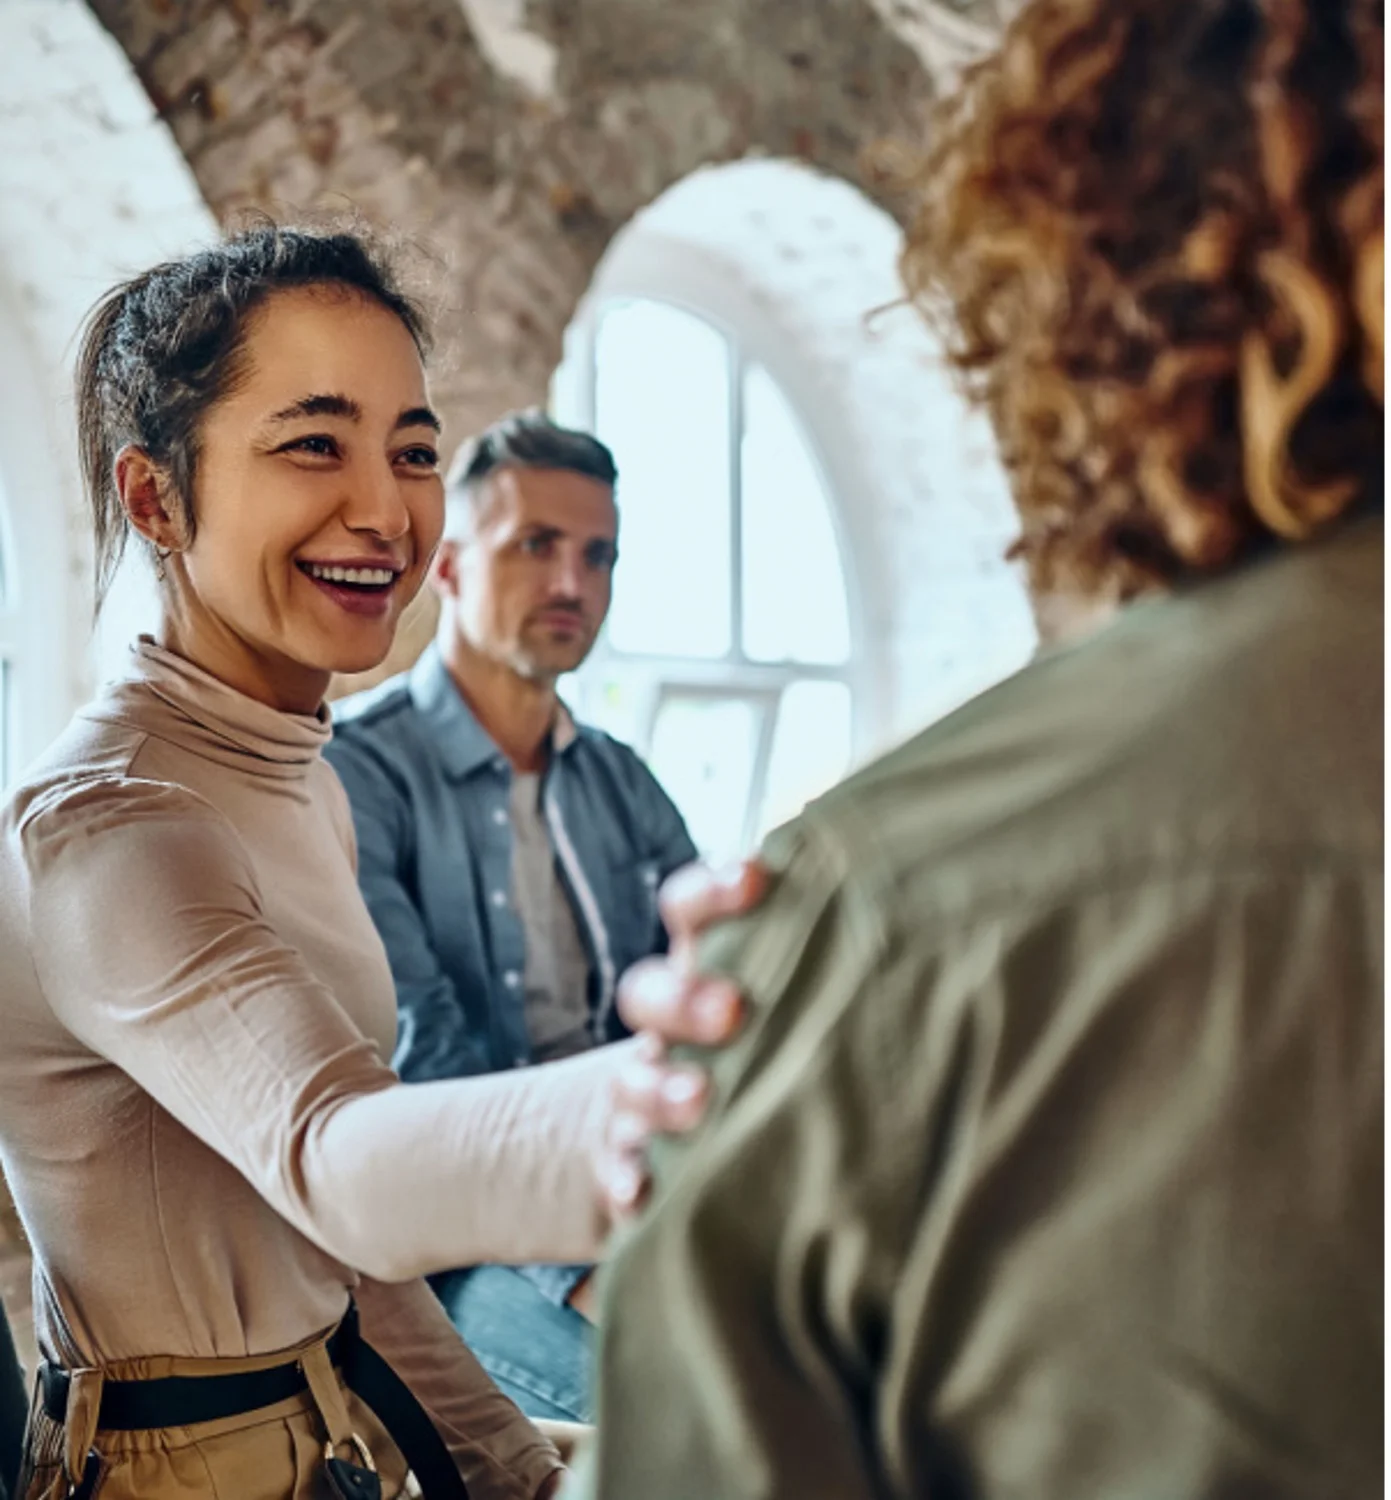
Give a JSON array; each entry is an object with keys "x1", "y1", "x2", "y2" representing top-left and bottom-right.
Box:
[{"x1": 507, "y1": 626, "x2": 593, "y2": 682}]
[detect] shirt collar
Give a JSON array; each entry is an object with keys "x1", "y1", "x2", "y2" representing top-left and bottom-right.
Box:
[
  {"x1": 553, "y1": 699, "x2": 578, "y2": 754},
  {"x1": 408, "y1": 642, "x2": 580, "y2": 779}
]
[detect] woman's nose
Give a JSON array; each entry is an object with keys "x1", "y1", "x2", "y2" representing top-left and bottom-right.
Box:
[{"x1": 344, "y1": 461, "x2": 409, "y2": 540}]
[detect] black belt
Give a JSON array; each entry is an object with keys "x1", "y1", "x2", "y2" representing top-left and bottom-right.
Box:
[{"x1": 38, "y1": 1303, "x2": 468, "y2": 1498}]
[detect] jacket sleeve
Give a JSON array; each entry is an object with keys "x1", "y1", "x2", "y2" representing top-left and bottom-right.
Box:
[
  {"x1": 354, "y1": 1275, "x2": 564, "y2": 1500},
  {"x1": 23, "y1": 777, "x2": 617, "y2": 1284},
  {"x1": 326, "y1": 731, "x2": 495, "y2": 1083},
  {"x1": 636, "y1": 754, "x2": 699, "y2": 887}
]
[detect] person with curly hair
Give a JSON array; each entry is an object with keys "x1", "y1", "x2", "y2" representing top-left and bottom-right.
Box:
[{"x1": 569, "y1": 1, "x2": 1383, "y2": 1495}]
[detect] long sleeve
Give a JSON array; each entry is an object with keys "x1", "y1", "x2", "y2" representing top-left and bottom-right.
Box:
[
  {"x1": 326, "y1": 735, "x2": 496, "y2": 1082},
  {"x1": 22, "y1": 777, "x2": 617, "y2": 1284},
  {"x1": 355, "y1": 1276, "x2": 563, "y2": 1499}
]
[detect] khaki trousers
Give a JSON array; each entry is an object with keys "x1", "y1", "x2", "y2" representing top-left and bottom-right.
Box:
[{"x1": 19, "y1": 1319, "x2": 413, "y2": 1499}]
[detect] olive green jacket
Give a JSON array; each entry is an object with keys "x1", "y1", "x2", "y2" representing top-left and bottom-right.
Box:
[{"x1": 573, "y1": 519, "x2": 1383, "y2": 1499}]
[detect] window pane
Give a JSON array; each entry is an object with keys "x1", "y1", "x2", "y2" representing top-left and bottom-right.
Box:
[
  {"x1": 756, "y1": 679, "x2": 853, "y2": 840},
  {"x1": 595, "y1": 300, "x2": 732, "y2": 658},
  {"x1": 649, "y1": 695, "x2": 760, "y2": 861},
  {"x1": 548, "y1": 320, "x2": 588, "y2": 429},
  {"x1": 558, "y1": 663, "x2": 651, "y2": 752},
  {"x1": 740, "y1": 364, "x2": 851, "y2": 666}
]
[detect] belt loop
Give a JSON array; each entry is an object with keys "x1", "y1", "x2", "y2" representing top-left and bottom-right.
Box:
[
  {"x1": 60, "y1": 1369, "x2": 102, "y2": 1493},
  {"x1": 300, "y1": 1338, "x2": 354, "y2": 1456}
]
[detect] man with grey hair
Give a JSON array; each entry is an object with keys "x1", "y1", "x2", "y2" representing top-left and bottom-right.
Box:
[{"x1": 326, "y1": 409, "x2": 697, "y2": 1422}]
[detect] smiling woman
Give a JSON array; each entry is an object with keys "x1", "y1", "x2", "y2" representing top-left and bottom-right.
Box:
[
  {"x1": 77, "y1": 244, "x2": 446, "y2": 712},
  {"x1": 0, "y1": 224, "x2": 670, "y2": 1500}
]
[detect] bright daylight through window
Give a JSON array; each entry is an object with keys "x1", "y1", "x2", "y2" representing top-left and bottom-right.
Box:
[{"x1": 554, "y1": 296, "x2": 857, "y2": 861}]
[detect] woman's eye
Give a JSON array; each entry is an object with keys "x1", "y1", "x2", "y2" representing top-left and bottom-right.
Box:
[
  {"x1": 398, "y1": 446, "x2": 440, "y2": 469},
  {"x1": 284, "y1": 434, "x2": 339, "y2": 459}
]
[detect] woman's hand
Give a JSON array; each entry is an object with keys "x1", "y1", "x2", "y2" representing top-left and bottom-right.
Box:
[{"x1": 596, "y1": 859, "x2": 769, "y2": 1220}]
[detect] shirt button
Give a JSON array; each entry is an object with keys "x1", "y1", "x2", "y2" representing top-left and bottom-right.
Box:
[
  {"x1": 492, "y1": 808, "x2": 508, "y2": 827},
  {"x1": 490, "y1": 889, "x2": 508, "y2": 909},
  {"x1": 503, "y1": 970, "x2": 521, "y2": 990},
  {"x1": 512, "y1": 1055, "x2": 528, "y2": 1068}
]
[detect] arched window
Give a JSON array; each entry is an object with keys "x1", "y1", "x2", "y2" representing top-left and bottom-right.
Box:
[{"x1": 554, "y1": 297, "x2": 860, "y2": 861}]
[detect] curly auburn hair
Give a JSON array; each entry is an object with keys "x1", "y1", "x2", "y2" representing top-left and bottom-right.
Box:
[{"x1": 902, "y1": 0, "x2": 1384, "y2": 604}]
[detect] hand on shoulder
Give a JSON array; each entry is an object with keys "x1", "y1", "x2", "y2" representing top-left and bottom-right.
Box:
[{"x1": 596, "y1": 859, "x2": 768, "y2": 1220}]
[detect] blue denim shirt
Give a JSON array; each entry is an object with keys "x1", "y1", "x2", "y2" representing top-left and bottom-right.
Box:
[{"x1": 325, "y1": 644, "x2": 697, "y2": 1303}]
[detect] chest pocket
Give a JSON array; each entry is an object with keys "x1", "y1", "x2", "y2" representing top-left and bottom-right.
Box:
[{"x1": 603, "y1": 854, "x2": 664, "y2": 958}]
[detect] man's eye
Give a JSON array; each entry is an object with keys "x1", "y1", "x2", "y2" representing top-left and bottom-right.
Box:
[{"x1": 522, "y1": 536, "x2": 552, "y2": 556}]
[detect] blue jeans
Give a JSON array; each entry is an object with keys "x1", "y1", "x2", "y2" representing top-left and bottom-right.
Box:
[{"x1": 435, "y1": 1266, "x2": 594, "y2": 1422}]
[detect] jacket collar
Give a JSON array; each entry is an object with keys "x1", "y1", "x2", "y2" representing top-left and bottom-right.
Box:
[{"x1": 408, "y1": 642, "x2": 578, "y2": 780}]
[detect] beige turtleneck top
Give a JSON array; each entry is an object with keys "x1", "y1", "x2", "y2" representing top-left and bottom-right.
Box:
[{"x1": 0, "y1": 640, "x2": 618, "y2": 1498}]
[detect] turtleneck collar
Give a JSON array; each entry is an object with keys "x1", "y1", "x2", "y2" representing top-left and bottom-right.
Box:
[{"x1": 86, "y1": 638, "x2": 332, "y2": 778}]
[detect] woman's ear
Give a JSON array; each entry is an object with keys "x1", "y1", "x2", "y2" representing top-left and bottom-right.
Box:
[{"x1": 114, "y1": 445, "x2": 186, "y2": 553}]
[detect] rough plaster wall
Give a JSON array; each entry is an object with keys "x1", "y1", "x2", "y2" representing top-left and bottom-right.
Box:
[{"x1": 83, "y1": 0, "x2": 987, "y2": 683}]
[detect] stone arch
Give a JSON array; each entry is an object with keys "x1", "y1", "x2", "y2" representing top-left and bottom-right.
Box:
[
  {"x1": 559, "y1": 157, "x2": 1034, "y2": 753},
  {"x1": 82, "y1": 0, "x2": 1006, "y2": 441}
]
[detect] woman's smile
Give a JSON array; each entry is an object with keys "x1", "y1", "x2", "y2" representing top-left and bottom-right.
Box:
[{"x1": 296, "y1": 555, "x2": 407, "y2": 618}]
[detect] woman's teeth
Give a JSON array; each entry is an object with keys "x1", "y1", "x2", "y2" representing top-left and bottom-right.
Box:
[{"x1": 303, "y1": 562, "x2": 395, "y2": 587}]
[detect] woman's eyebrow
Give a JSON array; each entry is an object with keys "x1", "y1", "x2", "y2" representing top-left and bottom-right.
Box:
[
  {"x1": 396, "y1": 405, "x2": 442, "y2": 433},
  {"x1": 266, "y1": 392, "x2": 362, "y2": 424},
  {"x1": 261, "y1": 394, "x2": 441, "y2": 434}
]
